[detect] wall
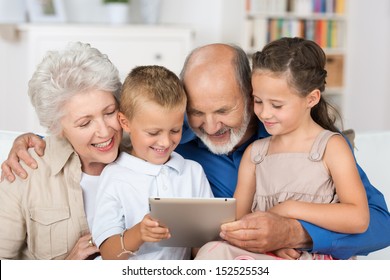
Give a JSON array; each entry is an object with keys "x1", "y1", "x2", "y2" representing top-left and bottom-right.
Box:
[
  {"x1": 59, "y1": 0, "x2": 225, "y2": 47},
  {"x1": 0, "y1": 1, "x2": 25, "y2": 22},
  {"x1": 343, "y1": 0, "x2": 390, "y2": 132},
  {"x1": 0, "y1": 0, "x2": 224, "y2": 47},
  {"x1": 159, "y1": 0, "x2": 224, "y2": 47}
]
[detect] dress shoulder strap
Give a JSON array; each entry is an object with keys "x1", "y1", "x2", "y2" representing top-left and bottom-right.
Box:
[
  {"x1": 309, "y1": 130, "x2": 340, "y2": 162},
  {"x1": 250, "y1": 137, "x2": 271, "y2": 164}
]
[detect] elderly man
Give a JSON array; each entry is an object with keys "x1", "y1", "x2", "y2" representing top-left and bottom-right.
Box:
[{"x1": 176, "y1": 43, "x2": 390, "y2": 259}]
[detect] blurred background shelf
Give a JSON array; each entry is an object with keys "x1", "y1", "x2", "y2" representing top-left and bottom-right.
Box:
[{"x1": 0, "y1": 23, "x2": 194, "y2": 134}]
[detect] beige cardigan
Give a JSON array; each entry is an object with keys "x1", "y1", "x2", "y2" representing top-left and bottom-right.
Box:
[{"x1": 0, "y1": 136, "x2": 89, "y2": 259}]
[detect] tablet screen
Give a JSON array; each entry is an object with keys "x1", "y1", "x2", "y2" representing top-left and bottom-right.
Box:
[{"x1": 149, "y1": 197, "x2": 236, "y2": 248}]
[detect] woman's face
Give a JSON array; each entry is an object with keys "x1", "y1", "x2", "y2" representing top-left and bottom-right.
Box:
[{"x1": 60, "y1": 90, "x2": 122, "y2": 175}]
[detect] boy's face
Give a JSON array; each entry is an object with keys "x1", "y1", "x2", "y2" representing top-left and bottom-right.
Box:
[{"x1": 119, "y1": 100, "x2": 184, "y2": 165}]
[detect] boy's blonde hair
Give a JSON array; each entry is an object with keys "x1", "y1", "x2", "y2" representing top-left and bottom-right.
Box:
[{"x1": 120, "y1": 65, "x2": 187, "y2": 120}]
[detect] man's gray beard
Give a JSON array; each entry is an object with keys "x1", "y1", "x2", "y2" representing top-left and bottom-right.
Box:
[{"x1": 192, "y1": 108, "x2": 251, "y2": 155}]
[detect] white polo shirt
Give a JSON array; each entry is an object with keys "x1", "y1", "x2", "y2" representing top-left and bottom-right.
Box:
[{"x1": 92, "y1": 151, "x2": 213, "y2": 260}]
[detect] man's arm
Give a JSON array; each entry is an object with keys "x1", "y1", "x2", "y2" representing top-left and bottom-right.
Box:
[
  {"x1": 302, "y1": 163, "x2": 390, "y2": 259},
  {"x1": 0, "y1": 133, "x2": 46, "y2": 182},
  {"x1": 220, "y1": 163, "x2": 390, "y2": 259}
]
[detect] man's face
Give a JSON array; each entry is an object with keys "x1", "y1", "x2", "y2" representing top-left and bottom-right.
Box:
[{"x1": 185, "y1": 69, "x2": 250, "y2": 155}]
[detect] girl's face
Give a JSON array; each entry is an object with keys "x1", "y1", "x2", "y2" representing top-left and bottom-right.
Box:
[
  {"x1": 252, "y1": 72, "x2": 313, "y2": 136},
  {"x1": 60, "y1": 90, "x2": 122, "y2": 175},
  {"x1": 119, "y1": 101, "x2": 184, "y2": 165}
]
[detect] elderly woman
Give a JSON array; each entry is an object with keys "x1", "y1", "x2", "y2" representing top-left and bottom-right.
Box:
[{"x1": 0, "y1": 42, "x2": 123, "y2": 259}]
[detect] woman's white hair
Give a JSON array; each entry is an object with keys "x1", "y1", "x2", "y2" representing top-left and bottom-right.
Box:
[{"x1": 28, "y1": 42, "x2": 122, "y2": 135}]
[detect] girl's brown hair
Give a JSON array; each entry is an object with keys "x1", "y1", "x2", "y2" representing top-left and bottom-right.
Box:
[{"x1": 252, "y1": 37, "x2": 341, "y2": 132}]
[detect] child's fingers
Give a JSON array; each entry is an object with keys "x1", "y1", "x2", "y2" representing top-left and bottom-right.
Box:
[
  {"x1": 142, "y1": 214, "x2": 169, "y2": 232},
  {"x1": 142, "y1": 214, "x2": 161, "y2": 227},
  {"x1": 140, "y1": 223, "x2": 171, "y2": 242},
  {"x1": 141, "y1": 214, "x2": 171, "y2": 242},
  {"x1": 142, "y1": 232, "x2": 171, "y2": 243},
  {"x1": 142, "y1": 224, "x2": 170, "y2": 237}
]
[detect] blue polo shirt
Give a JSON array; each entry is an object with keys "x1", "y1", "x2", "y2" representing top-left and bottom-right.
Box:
[
  {"x1": 175, "y1": 119, "x2": 390, "y2": 259},
  {"x1": 176, "y1": 120, "x2": 268, "y2": 198}
]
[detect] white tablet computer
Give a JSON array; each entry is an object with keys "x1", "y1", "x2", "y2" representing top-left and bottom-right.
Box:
[{"x1": 149, "y1": 197, "x2": 236, "y2": 248}]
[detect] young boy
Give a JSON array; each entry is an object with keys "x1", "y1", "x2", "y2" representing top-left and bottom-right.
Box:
[{"x1": 92, "y1": 65, "x2": 213, "y2": 260}]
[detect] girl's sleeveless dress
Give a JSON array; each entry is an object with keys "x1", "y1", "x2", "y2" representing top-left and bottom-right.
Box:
[{"x1": 195, "y1": 130, "x2": 343, "y2": 260}]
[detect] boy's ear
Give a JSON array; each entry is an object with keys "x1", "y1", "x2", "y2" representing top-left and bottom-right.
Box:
[
  {"x1": 307, "y1": 89, "x2": 321, "y2": 108},
  {"x1": 118, "y1": 112, "x2": 130, "y2": 132}
]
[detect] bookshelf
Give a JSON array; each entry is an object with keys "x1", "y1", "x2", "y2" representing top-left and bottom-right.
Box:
[{"x1": 243, "y1": 0, "x2": 347, "y2": 114}]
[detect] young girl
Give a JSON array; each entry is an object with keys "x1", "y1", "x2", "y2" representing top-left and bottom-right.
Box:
[{"x1": 233, "y1": 37, "x2": 369, "y2": 260}]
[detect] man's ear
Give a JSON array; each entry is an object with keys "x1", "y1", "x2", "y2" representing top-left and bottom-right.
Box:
[
  {"x1": 118, "y1": 112, "x2": 131, "y2": 132},
  {"x1": 307, "y1": 89, "x2": 321, "y2": 108}
]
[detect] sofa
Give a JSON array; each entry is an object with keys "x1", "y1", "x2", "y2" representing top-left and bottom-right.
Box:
[{"x1": 354, "y1": 131, "x2": 390, "y2": 259}]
